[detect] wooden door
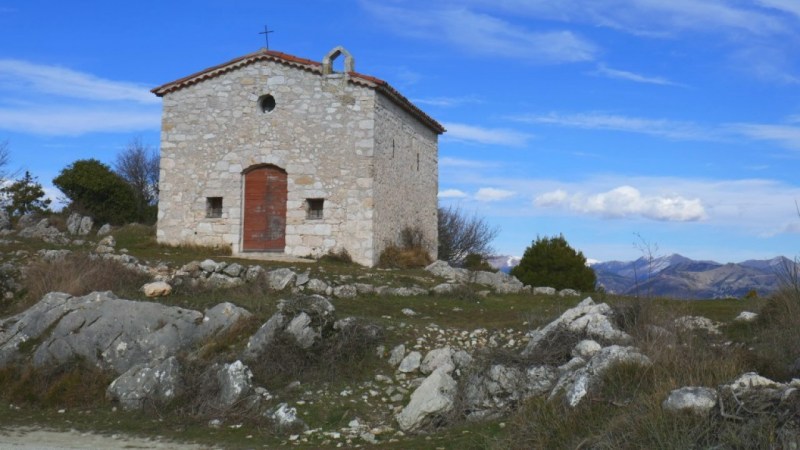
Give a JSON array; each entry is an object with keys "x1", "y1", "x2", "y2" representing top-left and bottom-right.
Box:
[{"x1": 243, "y1": 165, "x2": 287, "y2": 251}]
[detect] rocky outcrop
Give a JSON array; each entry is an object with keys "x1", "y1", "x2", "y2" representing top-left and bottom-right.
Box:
[
  {"x1": 0, "y1": 291, "x2": 251, "y2": 374},
  {"x1": 66, "y1": 212, "x2": 94, "y2": 236},
  {"x1": 107, "y1": 356, "x2": 183, "y2": 410},
  {"x1": 396, "y1": 367, "x2": 457, "y2": 432},
  {"x1": 19, "y1": 218, "x2": 68, "y2": 244}
]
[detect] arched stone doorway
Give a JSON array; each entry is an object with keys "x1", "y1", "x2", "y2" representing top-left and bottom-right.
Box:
[{"x1": 242, "y1": 165, "x2": 287, "y2": 251}]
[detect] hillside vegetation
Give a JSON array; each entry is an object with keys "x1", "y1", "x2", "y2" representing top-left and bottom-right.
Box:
[{"x1": 0, "y1": 215, "x2": 798, "y2": 449}]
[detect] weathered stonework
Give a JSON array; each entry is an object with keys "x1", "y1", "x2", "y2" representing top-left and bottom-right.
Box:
[{"x1": 153, "y1": 48, "x2": 443, "y2": 266}]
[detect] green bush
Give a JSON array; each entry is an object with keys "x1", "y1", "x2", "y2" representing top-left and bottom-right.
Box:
[
  {"x1": 511, "y1": 234, "x2": 596, "y2": 291},
  {"x1": 53, "y1": 159, "x2": 139, "y2": 225},
  {"x1": 0, "y1": 171, "x2": 51, "y2": 217}
]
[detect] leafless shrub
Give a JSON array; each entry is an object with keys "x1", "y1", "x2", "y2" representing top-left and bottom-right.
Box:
[
  {"x1": 438, "y1": 205, "x2": 499, "y2": 266},
  {"x1": 249, "y1": 320, "x2": 383, "y2": 387},
  {"x1": 320, "y1": 247, "x2": 353, "y2": 264}
]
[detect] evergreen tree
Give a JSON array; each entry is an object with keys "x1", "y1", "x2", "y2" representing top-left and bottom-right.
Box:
[
  {"x1": 53, "y1": 159, "x2": 138, "y2": 225},
  {"x1": 1, "y1": 171, "x2": 51, "y2": 217},
  {"x1": 511, "y1": 235, "x2": 596, "y2": 291}
]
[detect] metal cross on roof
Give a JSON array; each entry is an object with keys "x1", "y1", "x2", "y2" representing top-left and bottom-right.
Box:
[{"x1": 259, "y1": 25, "x2": 274, "y2": 49}]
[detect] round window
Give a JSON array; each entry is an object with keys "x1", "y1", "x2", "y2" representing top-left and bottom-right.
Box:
[{"x1": 258, "y1": 94, "x2": 276, "y2": 113}]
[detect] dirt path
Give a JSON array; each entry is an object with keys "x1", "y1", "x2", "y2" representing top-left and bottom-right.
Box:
[{"x1": 0, "y1": 427, "x2": 216, "y2": 449}]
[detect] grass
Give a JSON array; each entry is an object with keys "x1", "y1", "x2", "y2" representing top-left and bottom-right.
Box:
[{"x1": 1, "y1": 222, "x2": 798, "y2": 448}]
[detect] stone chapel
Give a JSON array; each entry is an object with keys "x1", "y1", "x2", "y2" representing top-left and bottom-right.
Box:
[{"x1": 151, "y1": 47, "x2": 444, "y2": 266}]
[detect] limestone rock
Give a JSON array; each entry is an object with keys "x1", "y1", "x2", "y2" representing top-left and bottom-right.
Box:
[
  {"x1": 214, "y1": 360, "x2": 255, "y2": 409},
  {"x1": 142, "y1": 281, "x2": 172, "y2": 297},
  {"x1": 96, "y1": 223, "x2": 112, "y2": 236},
  {"x1": 398, "y1": 351, "x2": 422, "y2": 373},
  {"x1": 0, "y1": 291, "x2": 249, "y2": 374},
  {"x1": 430, "y1": 283, "x2": 455, "y2": 295},
  {"x1": 268, "y1": 403, "x2": 307, "y2": 431},
  {"x1": 734, "y1": 311, "x2": 758, "y2": 323},
  {"x1": 286, "y1": 312, "x2": 318, "y2": 348},
  {"x1": 424, "y1": 260, "x2": 469, "y2": 283},
  {"x1": 396, "y1": 368, "x2": 457, "y2": 432},
  {"x1": 242, "y1": 313, "x2": 287, "y2": 361},
  {"x1": 107, "y1": 356, "x2": 182, "y2": 410},
  {"x1": 199, "y1": 259, "x2": 218, "y2": 273},
  {"x1": 533, "y1": 287, "x2": 556, "y2": 295},
  {"x1": 663, "y1": 387, "x2": 718, "y2": 415},
  {"x1": 523, "y1": 297, "x2": 632, "y2": 357},
  {"x1": 420, "y1": 347, "x2": 454, "y2": 375},
  {"x1": 727, "y1": 372, "x2": 780, "y2": 392},
  {"x1": 244, "y1": 265, "x2": 265, "y2": 282},
  {"x1": 222, "y1": 263, "x2": 244, "y2": 278},
  {"x1": 305, "y1": 278, "x2": 329, "y2": 294},
  {"x1": 572, "y1": 340, "x2": 602, "y2": 359},
  {"x1": 388, "y1": 344, "x2": 406, "y2": 366},
  {"x1": 473, "y1": 270, "x2": 525, "y2": 294},
  {"x1": 78, "y1": 216, "x2": 93, "y2": 235},
  {"x1": 464, "y1": 364, "x2": 557, "y2": 419},
  {"x1": 558, "y1": 288, "x2": 580, "y2": 297},
  {"x1": 333, "y1": 284, "x2": 357, "y2": 298},
  {"x1": 268, "y1": 268, "x2": 296, "y2": 291},
  {"x1": 67, "y1": 213, "x2": 82, "y2": 235},
  {"x1": 551, "y1": 345, "x2": 652, "y2": 407},
  {"x1": 674, "y1": 315, "x2": 722, "y2": 335}
]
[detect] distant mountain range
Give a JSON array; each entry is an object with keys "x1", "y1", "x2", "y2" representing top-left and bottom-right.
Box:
[{"x1": 489, "y1": 253, "x2": 797, "y2": 299}]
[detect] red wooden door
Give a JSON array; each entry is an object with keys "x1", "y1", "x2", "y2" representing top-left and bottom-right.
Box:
[{"x1": 243, "y1": 166, "x2": 287, "y2": 251}]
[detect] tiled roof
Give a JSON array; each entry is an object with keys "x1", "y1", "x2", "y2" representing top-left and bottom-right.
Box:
[{"x1": 151, "y1": 49, "x2": 445, "y2": 135}]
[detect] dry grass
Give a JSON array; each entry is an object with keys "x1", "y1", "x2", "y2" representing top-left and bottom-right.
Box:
[
  {"x1": 17, "y1": 253, "x2": 151, "y2": 313},
  {"x1": 0, "y1": 360, "x2": 113, "y2": 408},
  {"x1": 378, "y1": 244, "x2": 432, "y2": 269}
]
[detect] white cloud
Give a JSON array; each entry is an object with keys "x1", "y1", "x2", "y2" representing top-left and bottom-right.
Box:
[
  {"x1": 0, "y1": 107, "x2": 160, "y2": 136},
  {"x1": 535, "y1": 185, "x2": 706, "y2": 221},
  {"x1": 360, "y1": 2, "x2": 597, "y2": 64},
  {"x1": 512, "y1": 112, "x2": 714, "y2": 141},
  {"x1": 593, "y1": 64, "x2": 684, "y2": 86},
  {"x1": 730, "y1": 123, "x2": 800, "y2": 150},
  {"x1": 443, "y1": 123, "x2": 533, "y2": 147},
  {"x1": 468, "y1": 0, "x2": 788, "y2": 37},
  {"x1": 756, "y1": 0, "x2": 800, "y2": 19},
  {"x1": 0, "y1": 59, "x2": 160, "y2": 136},
  {"x1": 0, "y1": 59, "x2": 158, "y2": 104},
  {"x1": 413, "y1": 96, "x2": 482, "y2": 107},
  {"x1": 476, "y1": 187, "x2": 515, "y2": 202},
  {"x1": 440, "y1": 157, "x2": 499, "y2": 168},
  {"x1": 438, "y1": 188, "x2": 468, "y2": 198}
]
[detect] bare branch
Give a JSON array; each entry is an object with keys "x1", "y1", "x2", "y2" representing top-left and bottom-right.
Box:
[{"x1": 437, "y1": 205, "x2": 499, "y2": 265}]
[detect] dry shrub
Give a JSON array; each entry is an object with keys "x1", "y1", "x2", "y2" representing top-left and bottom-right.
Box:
[
  {"x1": 20, "y1": 253, "x2": 151, "y2": 308},
  {"x1": 378, "y1": 245, "x2": 432, "y2": 269},
  {"x1": 0, "y1": 360, "x2": 113, "y2": 408},
  {"x1": 319, "y1": 248, "x2": 353, "y2": 264},
  {"x1": 249, "y1": 320, "x2": 383, "y2": 387},
  {"x1": 750, "y1": 287, "x2": 800, "y2": 380}
]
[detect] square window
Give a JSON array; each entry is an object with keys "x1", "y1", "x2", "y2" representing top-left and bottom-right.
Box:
[
  {"x1": 307, "y1": 198, "x2": 324, "y2": 220},
  {"x1": 206, "y1": 197, "x2": 223, "y2": 218}
]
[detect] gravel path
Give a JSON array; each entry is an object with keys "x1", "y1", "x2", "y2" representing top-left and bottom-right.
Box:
[{"x1": 0, "y1": 428, "x2": 215, "y2": 449}]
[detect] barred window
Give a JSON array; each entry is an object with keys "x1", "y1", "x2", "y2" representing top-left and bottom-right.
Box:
[
  {"x1": 206, "y1": 197, "x2": 223, "y2": 218},
  {"x1": 307, "y1": 198, "x2": 324, "y2": 220}
]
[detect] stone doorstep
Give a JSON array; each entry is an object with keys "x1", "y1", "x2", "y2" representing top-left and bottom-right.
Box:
[{"x1": 228, "y1": 252, "x2": 315, "y2": 264}]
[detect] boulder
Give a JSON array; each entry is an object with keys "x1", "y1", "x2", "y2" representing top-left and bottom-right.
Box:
[
  {"x1": 222, "y1": 263, "x2": 244, "y2": 278},
  {"x1": 388, "y1": 344, "x2": 406, "y2": 366},
  {"x1": 96, "y1": 223, "x2": 112, "y2": 236},
  {"x1": 304, "y1": 278, "x2": 329, "y2": 295},
  {"x1": 66, "y1": 213, "x2": 82, "y2": 235},
  {"x1": 463, "y1": 364, "x2": 557, "y2": 420},
  {"x1": 244, "y1": 265, "x2": 265, "y2": 282},
  {"x1": 523, "y1": 297, "x2": 632, "y2": 357},
  {"x1": 267, "y1": 403, "x2": 307, "y2": 431},
  {"x1": 420, "y1": 347, "x2": 454, "y2": 375},
  {"x1": 17, "y1": 213, "x2": 38, "y2": 229},
  {"x1": 199, "y1": 259, "x2": 218, "y2": 273},
  {"x1": 734, "y1": 311, "x2": 758, "y2": 323},
  {"x1": 0, "y1": 291, "x2": 250, "y2": 374},
  {"x1": 142, "y1": 281, "x2": 172, "y2": 298},
  {"x1": 214, "y1": 360, "x2": 256, "y2": 409},
  {"x1": 333, "y1": 284, "x2": 358, "y2": 298},
  {"x1": 424, "y1": 260, "x2": 469, "y2": 283},
  {"x1": 533, "y1": 287, "x2": 556, "y2": 295},
  {"x1": 396, "y1": 368, "x2": 458, "y2": 432},
  {"x1": 473, "y1": 270, "x2": 525, "y2": 294},
  {"x1": 78, "y1": 216, "x2": 93, "y2": 235},
  {"x1": 398, "y1": 351, "x2": 422, "y2": 373},
  {"x1": 674, "y1": 316, "x2": 722, "y2": 335},
  {"x1": 662, "y1": 387, "x2": 718, "y2": 415},
  {"x1": 107, "y1": 356, "x2": 182, "y2": 410},
  {"x1": 430, "y1": 283, "x2": 455, "y2": 295},
  {"x1": 242, "y1": 295, "x2": 336, "y2": 360},
  {"x1": 19, "y1": 219, "x2": 67, "y2": 244},
  {"x1": 558, "y1": 288, "x2": 580, "y2": 297},
  {"x1": 268, "y1": 268, "x2": 296, "y2": 291},
  {"x1": 550, "y1": 345, "x2": 652, "y2": 407}
]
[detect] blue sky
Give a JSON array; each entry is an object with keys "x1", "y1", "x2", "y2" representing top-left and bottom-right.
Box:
[{"x1": 1, "y1": 0, "x2": 800, "y2": 263}]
